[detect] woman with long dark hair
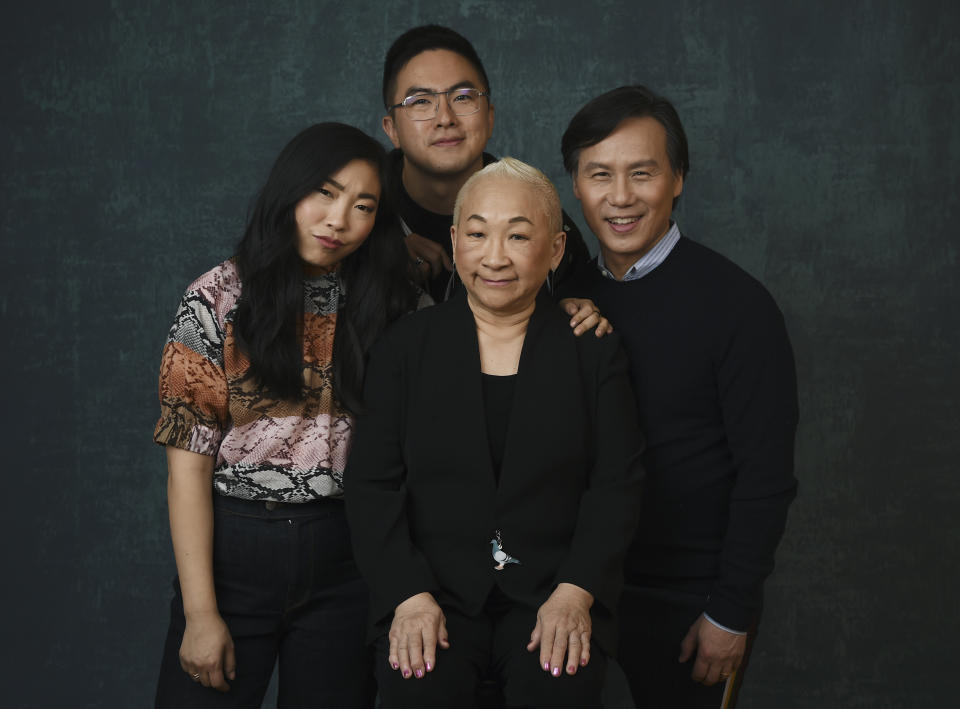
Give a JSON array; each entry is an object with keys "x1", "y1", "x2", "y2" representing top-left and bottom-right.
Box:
[{"x1": 153, "y1": 122, "x2": 415, "y2": 708}]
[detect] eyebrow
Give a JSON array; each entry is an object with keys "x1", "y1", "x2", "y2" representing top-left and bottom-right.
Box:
[
  {"x1": 402, "y1": 80, "x2": 477, "y2": 97},
  {"x1": 582, "y1": 159, "x2": 660, "y2": 171},
  {"x1": 466, "y1": 214, "x2": 534, "y2": 225},
  {"x1": 325, "y1": 178, "x2": 378, "y2": 203}
]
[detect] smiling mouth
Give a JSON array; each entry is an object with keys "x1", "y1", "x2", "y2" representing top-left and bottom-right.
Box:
[
  {"x1": 432, "y1": 137, "x2": 464, "y2": 147},
  {"x1": 480, "y1": 277, "x2": 515, "y2": 286},
  {"x1": 605, "y1": 216, "x2": 642, "y2": 233}
]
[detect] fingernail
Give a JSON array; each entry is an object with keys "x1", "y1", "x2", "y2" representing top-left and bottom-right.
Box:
[
  {"x1": 426, "y1": 662, "x2": 433, "y2": 672},
  {"x1": 415, "y1": 668, "x2": 423, "y2": 678},
  {"x1": 391, "y1": 662, "x2": 399, "y2": 670},
  {"x1": 402, "y1": 669, "x2": 410, "y2": 678},
  {"x1": 568, "y1": 665, "x2": 575, "y2": 674},
  {"x1": 552, "y1": 666, "x2": 560, "y2": 677},
  {"x1": 543, "y1": 661, "x2": 550, "y2": 671},
  {"x1": 581, "y1": 657, "x2": 588, "y2": 666}
]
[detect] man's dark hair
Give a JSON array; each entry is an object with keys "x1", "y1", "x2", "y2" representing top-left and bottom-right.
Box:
[
  {"x1": 561, "y1": 85, "x2": 690, "y2": 195},
  {"x1": 382, "y1": 25, "x2": 490, "y2": 109}
]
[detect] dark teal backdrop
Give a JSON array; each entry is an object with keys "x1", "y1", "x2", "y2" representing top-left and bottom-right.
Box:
[{"x1": 2, "y1": 1, "x2": 957, "y2": 707}]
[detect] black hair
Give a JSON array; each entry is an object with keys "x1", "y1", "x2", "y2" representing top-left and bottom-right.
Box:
[
  {"x1": 233, "y1": 122, "x2": 414, "y2": 413},
  {"x1": 382, "y1": 24, "x2": 490, "y2": 109},
  {"x1": 561, "y1": 85, "x2": 690, "y2": 207}
]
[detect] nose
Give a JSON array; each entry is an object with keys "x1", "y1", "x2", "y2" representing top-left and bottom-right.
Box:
[
  {"x1": 435, "y1": 94, "x2": 458, "y2": 126},
  {"x1": 607, "y1": 175, "x2": 634, "y2": 208},
  {"x1": 325, "y1": 199, "x2": 350, "y2": 231},
  {"x1": 481, "y1": 235, "x2": 509, "y2": 268}
]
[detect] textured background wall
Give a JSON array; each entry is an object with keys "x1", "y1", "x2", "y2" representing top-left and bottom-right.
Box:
[{"x1": 2, "y1": 1, "x2": 957, "y2": 707}]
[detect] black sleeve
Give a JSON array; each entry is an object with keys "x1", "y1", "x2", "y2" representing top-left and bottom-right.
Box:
[
  {"x1": 704, "y1": 292, "x2": 799, "y2": 630},
  {"x1": 555, "y1": 335, "x2": 646, "y2": 613},
  {"x1": 344, "y1": 327, "x2": 440, "y2": 626}
]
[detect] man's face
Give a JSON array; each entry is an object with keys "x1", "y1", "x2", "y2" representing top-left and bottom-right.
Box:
[
  {"x1": 572, "y1": 116, "x2": 683, "y2": 278},
  {"x1": 383, "y1": 49, "x2": 495, "y2": 180}
]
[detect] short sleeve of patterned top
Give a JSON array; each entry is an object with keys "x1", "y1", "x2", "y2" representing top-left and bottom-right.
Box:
[{"x1": 153, "y1": 259, "x2": 353, "y2": 502}]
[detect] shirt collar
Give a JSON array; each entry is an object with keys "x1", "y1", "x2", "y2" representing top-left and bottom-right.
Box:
[{"x1": 597, "y1": 222, "x2": 681, "y2": 281}]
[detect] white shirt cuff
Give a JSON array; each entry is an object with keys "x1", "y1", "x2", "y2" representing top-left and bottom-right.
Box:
[{"x1": 703, "y1": 613, "x2": 748, "y2": 636}]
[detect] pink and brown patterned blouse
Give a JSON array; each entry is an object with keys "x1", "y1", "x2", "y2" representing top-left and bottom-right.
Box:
[{"x1": 153, "y1": 259, "x2": 352, "y2": 502}]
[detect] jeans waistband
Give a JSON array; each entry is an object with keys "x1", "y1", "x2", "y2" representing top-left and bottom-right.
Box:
[{"x1": 213, "y1": 492, "x2": 343, "y2": 520}]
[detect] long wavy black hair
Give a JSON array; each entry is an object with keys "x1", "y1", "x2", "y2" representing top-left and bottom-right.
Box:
[{"x1": 233, "y1": 122, "x2": 414, "y2": 413}]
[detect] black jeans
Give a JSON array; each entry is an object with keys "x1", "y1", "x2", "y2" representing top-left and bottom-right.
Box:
[{"x1": 155, "y1": 495, "x2": 374, "y2": 709}]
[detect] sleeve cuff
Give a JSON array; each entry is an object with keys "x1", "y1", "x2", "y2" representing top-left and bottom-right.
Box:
[{"x1": 703, "y1": 612, "x2": 748, "y2": 636}]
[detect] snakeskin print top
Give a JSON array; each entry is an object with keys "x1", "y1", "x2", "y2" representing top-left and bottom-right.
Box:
[{"x1": 154, "y1": 259, "x2": 352, "y2": 502}]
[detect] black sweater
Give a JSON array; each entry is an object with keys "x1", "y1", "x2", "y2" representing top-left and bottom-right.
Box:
[{"x1": 562, "y1": 236, "x2": 798, "y2": 631}]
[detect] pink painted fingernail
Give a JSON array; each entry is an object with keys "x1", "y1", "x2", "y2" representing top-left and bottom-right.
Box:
[
  {"x1": 568, "y1": 665, "x2": 575, "y2": 674},
  {"x1": 415, "y1": 668, "x2": 423, "y2": 678},
  {"x1": 581, "y1": 657, "x2": 588, "y2": 666},
  {"x1": 391, "y1": 662, "x2": 399, "y2": 670},
  {"x1": 426, "y1": 662, "x2": 433, "y2": 672},
  {"x1": 402, "y1": 669, "x2": 410, "y2": 678},
  {"x1": 543, "y1": 661, "x2": 550, "y2": 671},
  {"x1": 552, "y1": 666, "x2": 560, "y2": 677}
]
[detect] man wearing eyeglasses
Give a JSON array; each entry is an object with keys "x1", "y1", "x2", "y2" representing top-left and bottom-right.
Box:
[{"x1": 380, "y1": 25, "x2": 592, "y2": 307}]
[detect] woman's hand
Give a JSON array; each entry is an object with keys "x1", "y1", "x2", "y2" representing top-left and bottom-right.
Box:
[
  {"x1": 388, "y1": 592, "x2": 450, "y2": 679},
  {"x1": 179, "y1": 609, "x2": 236, "y2": 692},
  {"x1": 527, "y1": 582, "x2": 594, "y2": 677},
  {"x1": 559, "y1": 298, "x2": 613, "y2": 337}
]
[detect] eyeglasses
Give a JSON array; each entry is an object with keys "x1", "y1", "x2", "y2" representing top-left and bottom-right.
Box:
[{"x1": 389, "y1": 88, "x2": 490, "y2": 121}]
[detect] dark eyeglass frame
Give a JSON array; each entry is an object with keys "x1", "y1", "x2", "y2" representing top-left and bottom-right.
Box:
[{"x1": 389, "y1": 88, "x2": 491, "y2": 120}]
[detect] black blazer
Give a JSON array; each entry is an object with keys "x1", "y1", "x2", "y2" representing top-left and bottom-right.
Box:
[{"x1": 345, "y1": 290, "x2": 645, "y2": 651}]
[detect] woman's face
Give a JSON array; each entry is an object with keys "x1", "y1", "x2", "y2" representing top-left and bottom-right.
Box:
[
  {"x1": 452, "y1": 175, "x2": 565, "y2": 316},
  {"x1": 294, "y1": 159, "x2": 381, "y2": 275}
]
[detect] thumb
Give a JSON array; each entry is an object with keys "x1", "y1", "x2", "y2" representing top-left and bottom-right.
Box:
[
  {"x1": 564, "y1": 300, "x2": 579, "y2": 315},
  {"x1": 438, "y1": 616, "x2": 450, "y2": 649},
  {"x1": 678, "y1": 623, "x2": 698, "y2": 663},
  {"x1": 224, "y1": 642, "x2": 237, "y2": 681},
  {"x1": 527, "y1": 619, "x2": 543, "y2": 652}
]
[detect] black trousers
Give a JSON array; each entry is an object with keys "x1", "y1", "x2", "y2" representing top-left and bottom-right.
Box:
[
  {"x1": 374, "y1": 589, "x2": 606, "y2": 709},
  {"x1": 617, "y1": 585, "x2": 755, "y2": 709},
  {"x1": 155, "y1": 495, "x2": 375, "y2": 709}
]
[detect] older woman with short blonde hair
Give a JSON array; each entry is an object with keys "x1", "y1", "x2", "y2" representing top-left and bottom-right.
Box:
[{"x1": 347, "y1": 158, "x2": 644, "y2": 709}]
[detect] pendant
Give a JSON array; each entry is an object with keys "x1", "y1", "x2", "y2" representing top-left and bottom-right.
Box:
[{"x1": 490, "y1": 529, "x2": 521, "y2": 571}]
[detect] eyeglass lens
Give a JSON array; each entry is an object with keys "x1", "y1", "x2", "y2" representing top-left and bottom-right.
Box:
[{"x1": 404, "y1": 89, "x2": 482, "y2": 119}]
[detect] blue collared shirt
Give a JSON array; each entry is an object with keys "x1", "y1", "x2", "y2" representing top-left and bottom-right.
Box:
[{"x1": 597, "y1": 222, "x2": 681, "y2": 281}]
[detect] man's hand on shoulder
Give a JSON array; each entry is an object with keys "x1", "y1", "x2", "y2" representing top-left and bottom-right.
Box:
[
  {"x1": 678, "y1": 613, "x2": 746, "y2": 686},
  {"x1": 405, "y1": 232, "x2": 453, "y2": 284},
  {"x1": 559, "y1": 298, "x2": 613, "y2": 337}
]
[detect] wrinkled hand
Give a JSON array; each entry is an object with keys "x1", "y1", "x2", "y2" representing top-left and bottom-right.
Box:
[
  {"x1": 678, "y1": 614, "x2": 746, "y2": 686},
  {"x1": 405, "y1": 232, "x2": 453, "y2": 284},
  {"x1": 526, "y1": 583, "x2": 594, "y2": 677},
  {"x1": 389, "y1": 592, "x2": 450, "y2": 679},
  {"x1": 559, "y1": 298, "x2": 613, "y2": 337},
  {"x1": 179, "y1": 610, "x2": 236, "y2": 692}
]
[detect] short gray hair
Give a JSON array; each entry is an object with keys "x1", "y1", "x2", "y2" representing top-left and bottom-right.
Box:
[{"x1": 453, "y1": 157, "x2": 563, "y2": 233}]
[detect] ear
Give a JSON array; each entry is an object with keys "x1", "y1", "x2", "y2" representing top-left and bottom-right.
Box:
[
  {"x1": 382, "y1": 114, "x2": 401, "y2": 149},
  {"x1": 673, "y1": 171, "x2": 684, "y2": 199},
  {"x1": 549, "y1": 231, "x2": 566, "y2": 272},
  {"x1": 485, "y1": 102, "x2": 496, "y2": 142},
  {"x1": 572, "y1": 171, "x2": 582, "y2": 201},
  {"x1": 450, "y1": 224, "x2": 458, "y2": 254}
]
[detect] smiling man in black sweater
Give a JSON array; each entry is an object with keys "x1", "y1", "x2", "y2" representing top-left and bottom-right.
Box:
[{"x1": 560, "y1": 85, "x2": 798, "y2": 709}]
